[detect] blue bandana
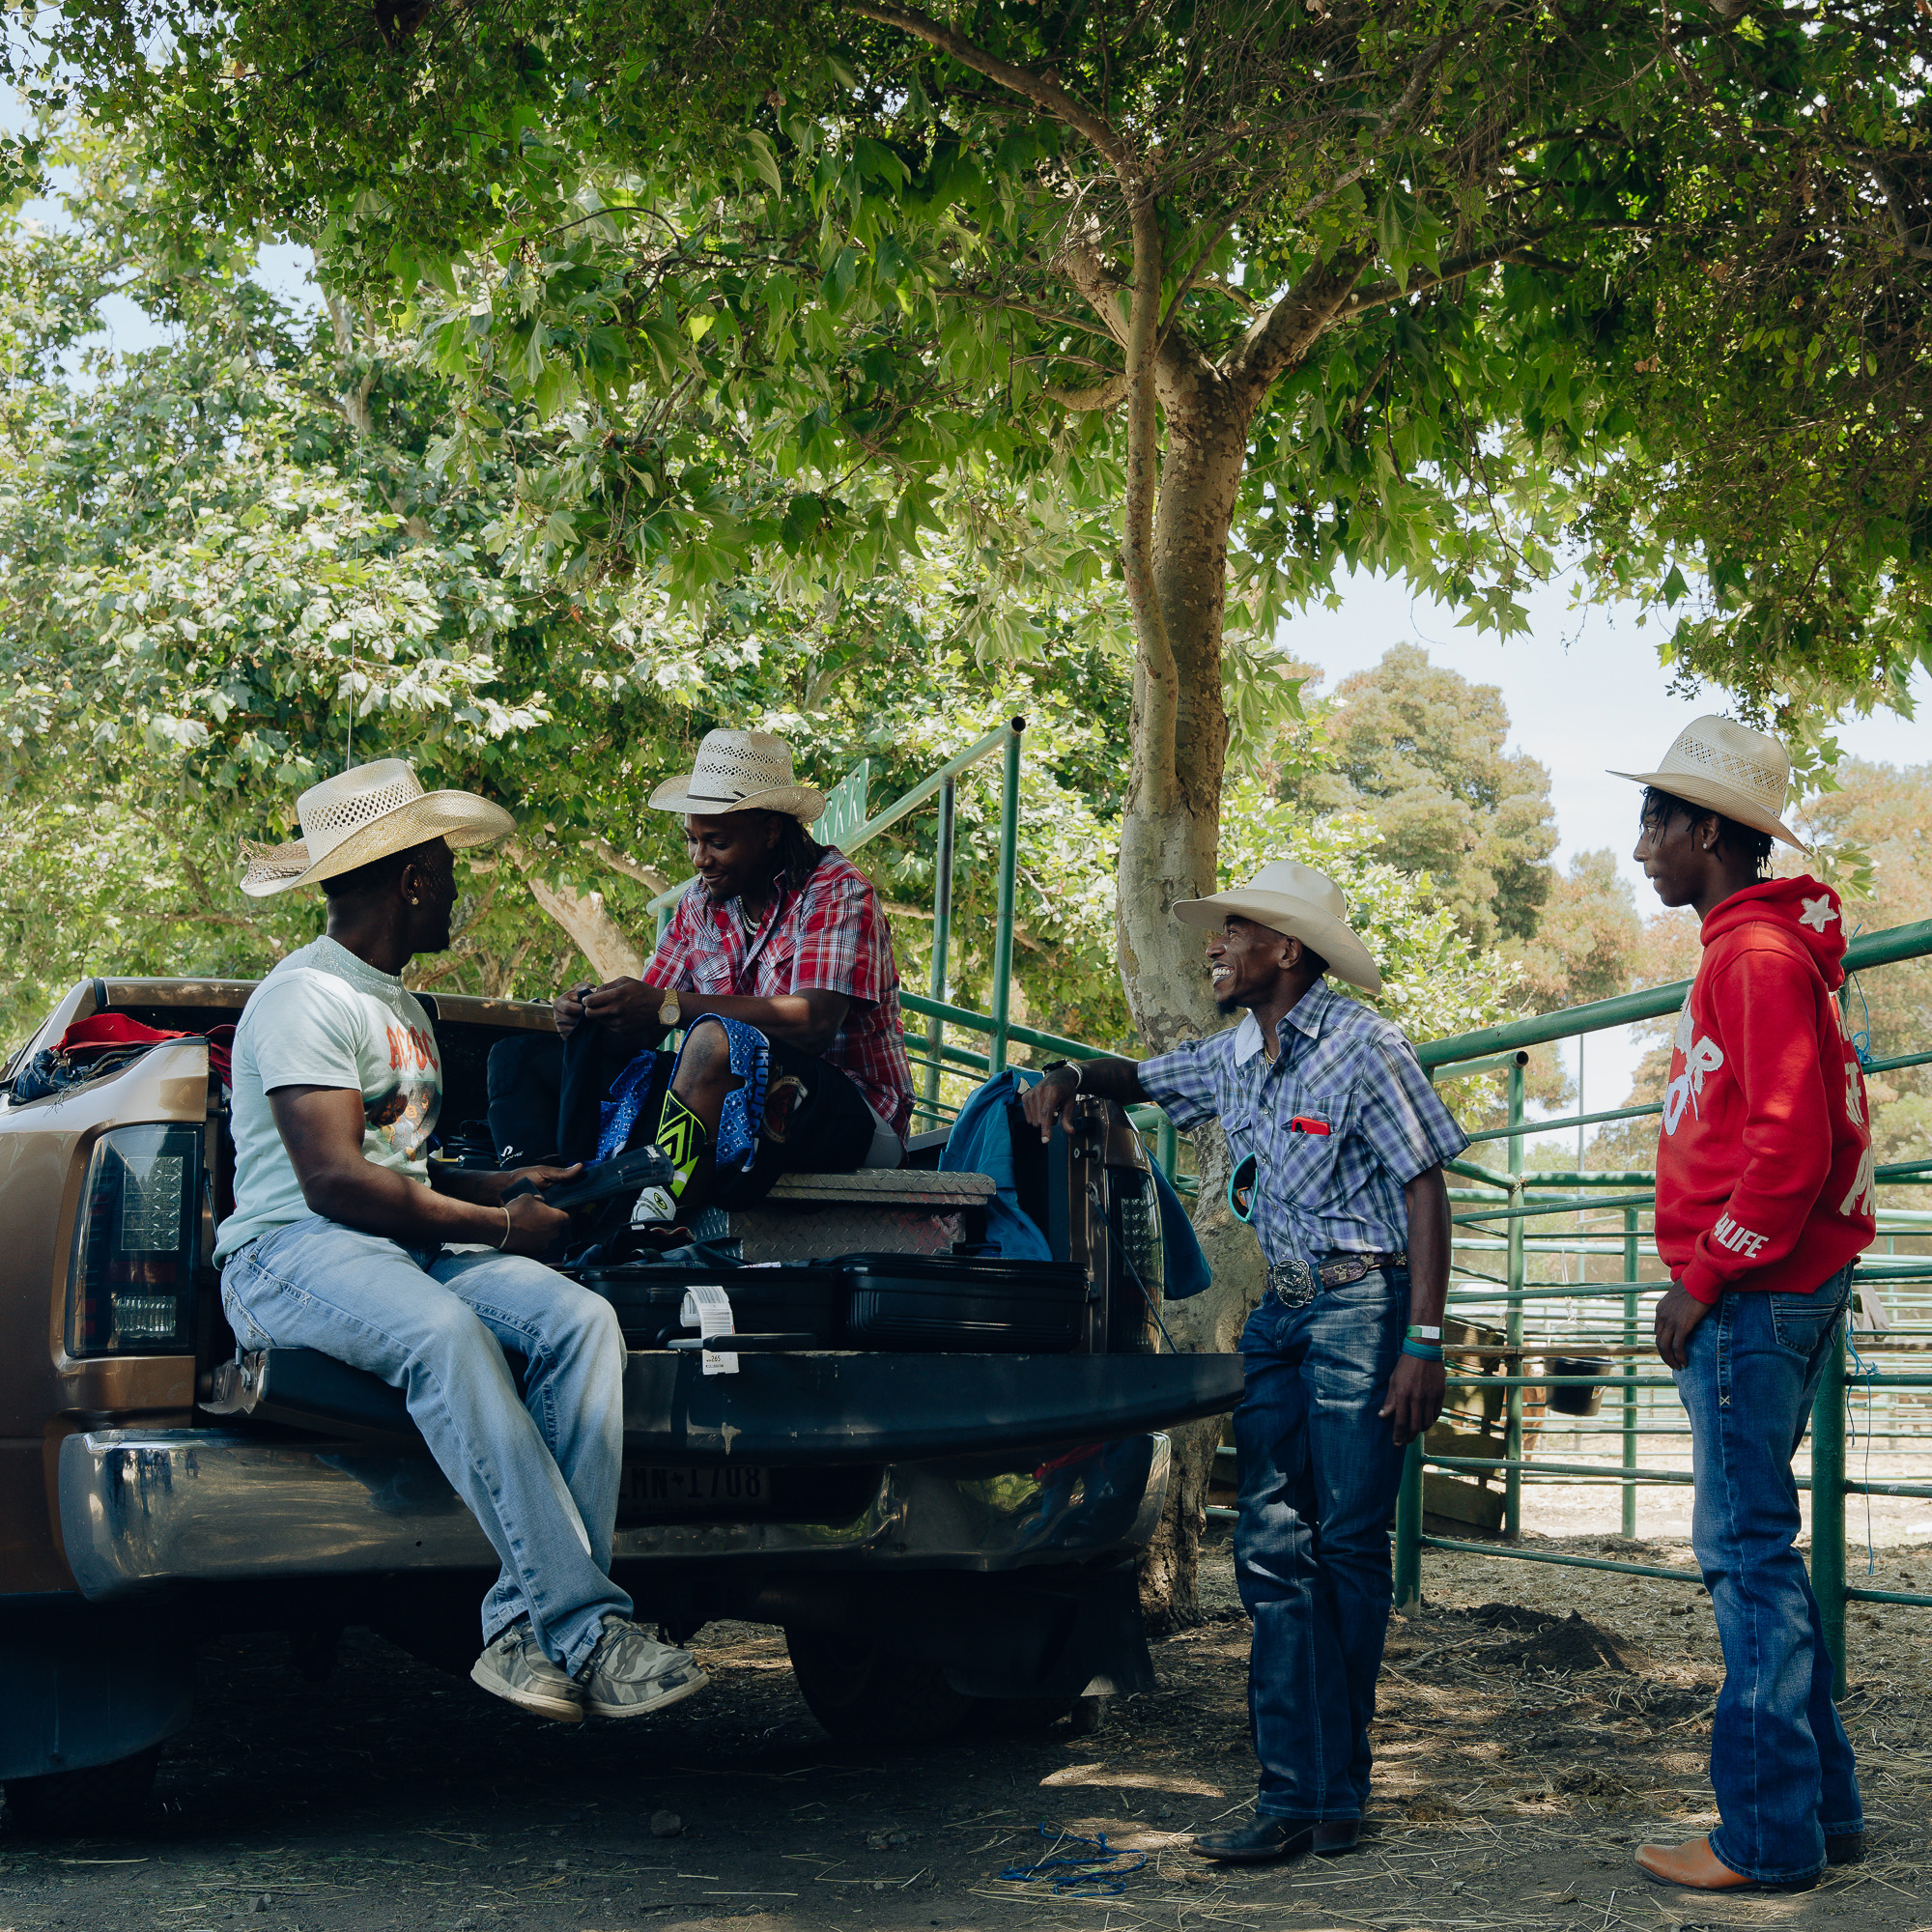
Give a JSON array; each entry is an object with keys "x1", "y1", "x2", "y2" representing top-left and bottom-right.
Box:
[{"x1": 594, "y1": 1016, "x2": 771, "y2": 1173}]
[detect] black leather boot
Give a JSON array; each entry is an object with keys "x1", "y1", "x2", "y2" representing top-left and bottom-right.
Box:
[
  {"x1": 1314, "y1": 1819, "x2": 1362, "y2": 1855},
  {"x1": 1191, "y1": 1817, "x2": 1319, "y2": 1863}
]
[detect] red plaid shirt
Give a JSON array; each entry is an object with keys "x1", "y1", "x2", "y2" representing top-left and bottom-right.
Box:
[{"x1": 645, "y1": 848, "x2": 914, "y2": 1140}]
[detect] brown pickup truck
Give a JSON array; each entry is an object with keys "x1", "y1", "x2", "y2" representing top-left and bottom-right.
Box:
[{"x1": 0, "y1": 977, "x2": 1240, "y2": 1833}]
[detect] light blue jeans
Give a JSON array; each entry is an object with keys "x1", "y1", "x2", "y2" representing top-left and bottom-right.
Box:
[{"x1": 221, "y1": 1214, "x2": 632, "y2": 1676}]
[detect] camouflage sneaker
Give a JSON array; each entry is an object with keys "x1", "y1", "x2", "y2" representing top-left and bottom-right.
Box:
[
  {"x1": 576, "y1": 1616, "x2": 709, "y2": 1719},
  {"x1": 470, "y1": 1617, "x2": 584, "y2": 1723}
]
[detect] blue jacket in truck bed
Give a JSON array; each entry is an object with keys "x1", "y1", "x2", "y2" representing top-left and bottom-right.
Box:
[{"x1": 940, "y1": 1070, "x2": 1210, "y2": 1298}]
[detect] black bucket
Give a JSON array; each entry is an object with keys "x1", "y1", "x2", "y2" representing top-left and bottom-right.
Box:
[{"x1": 1548, "y1": 1355, "x2": 1610, "y2": 1417}]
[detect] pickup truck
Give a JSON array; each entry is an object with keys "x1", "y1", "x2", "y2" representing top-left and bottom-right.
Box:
[{"x1": 0, "y1": 977, "x2": 1241, "y2": 1834}]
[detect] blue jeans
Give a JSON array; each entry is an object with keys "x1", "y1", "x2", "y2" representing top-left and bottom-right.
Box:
[
  {"x1": 1674, "y1": 1265, "x2": 1862, "y2": 1883},
  {"x1": 1235, "y1": 1267, "x2": 1406, "y2": 1821},
  {"x1": 222, "y1": 1215, "x2": 633, "y2": 1675}
]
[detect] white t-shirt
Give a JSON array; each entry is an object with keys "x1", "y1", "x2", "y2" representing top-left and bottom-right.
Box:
[{"x1": 215, "y1": 935, "x2": 442, "y2": 1262}]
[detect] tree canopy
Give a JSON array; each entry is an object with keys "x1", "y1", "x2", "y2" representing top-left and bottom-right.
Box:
[{"x1": 0, "y1": 135, "x2": 1521, "y2": 1075}]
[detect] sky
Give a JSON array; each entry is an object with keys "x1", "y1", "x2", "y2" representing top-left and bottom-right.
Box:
[
  {"x1": 1287, "y1": 576, "x2": 1931, "y2": 1133},
  {"x1": 10, "y1": 84, "x2": 1926, "y2": 1129}
]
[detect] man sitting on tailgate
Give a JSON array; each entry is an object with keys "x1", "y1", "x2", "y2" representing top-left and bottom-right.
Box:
[{"x1": 545, "y1": 729, "x2": 913, "y2": 1242}]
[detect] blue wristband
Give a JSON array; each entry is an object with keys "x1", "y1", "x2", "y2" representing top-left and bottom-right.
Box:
[{"x1": 1401, "y1": 1338, "x2": 1444, "y2": 1363}]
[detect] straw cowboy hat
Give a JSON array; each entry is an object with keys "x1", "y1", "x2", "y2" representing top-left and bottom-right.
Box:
[
  {"x1": 648, "y1": 728, "x2": 826, "y2": 824},
  {"x1": 1609, "y1": 714, "x2": 1806, "y2": 850},
  {"x1": 239, "y1": 758, "x2": 515, "y2": 897},
  {"x1": 1173, "y1": 859, "x2": 1382, "y2": 994}
]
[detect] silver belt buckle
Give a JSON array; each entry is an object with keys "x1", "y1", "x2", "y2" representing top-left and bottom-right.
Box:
[{"x1": 1268, "y1": 1259, "x2": 1319, "y2": 1308}]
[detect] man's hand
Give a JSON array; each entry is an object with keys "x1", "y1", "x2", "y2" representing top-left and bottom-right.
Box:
[
  {"x1": 504, "y1": 1161, "x2": 583, "y2": 1197},
  {"x1": 1378, "y1": 1353, "x2": 1445, "y2": 1446},
  {"x1": 1653, "y1": 1281, "x2": 1713, "y2": 1371},
  {"x1": 581, "y1": 977, "x2": 661, "y2": 1038},
  {"x1": 554, "y1": 982, "x2": 594, "y2": 1038},
  {"x1": 432, "y1": 1160, "x2": 582, "y2": 1206},
  {"x1": 1019, "y1": 1066, "x2": 1083, "y2": 1143},
  {"x1": 500, "y1": 1191, "x2": 572, "y2": 1258}
]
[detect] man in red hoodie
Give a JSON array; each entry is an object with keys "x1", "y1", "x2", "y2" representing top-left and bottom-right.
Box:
[{"x1": 1612, "y1": 717, "x2": 1874, "y2": 1894}]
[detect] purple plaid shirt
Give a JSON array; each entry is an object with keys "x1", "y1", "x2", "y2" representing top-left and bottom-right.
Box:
[{"x1": 1139, "y1": 978, "x2": 1466, "y2": 1267}]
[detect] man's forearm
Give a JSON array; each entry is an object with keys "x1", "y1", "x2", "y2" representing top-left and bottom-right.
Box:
[
  {"x1": 1404, "y1": 1164, "x2": 1451, "y2": 1326},
  {"x1": 674, "y1": 991, "x2": 842, "y2": 1054},
  {"x1": 433, "y1": 1165, "x2": 509, "y2": 1207},
  {"x1": 306, "y1": 1163, "x2": 507, "y2": 1247}
]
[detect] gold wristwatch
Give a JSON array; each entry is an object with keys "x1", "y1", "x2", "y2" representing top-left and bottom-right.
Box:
[{"x1": 657, "y1": 987, "x2": 681, "y2": 1029}]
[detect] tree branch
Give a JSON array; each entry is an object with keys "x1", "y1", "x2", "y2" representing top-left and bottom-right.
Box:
[
  {"x1": 844, "y1": 1, "x2": 1134, "y2": 171},
  {"x1": 938, "y1": 281, "x2": 1124, "y2": 344},
  {"x1": 1862, "y1": 155, "x2": 1932, "y2": 262},
  {"x1": 1042, "y1": 371, "x2": 1130, "y2": 411},
  {"x1": 848, "y1": 0, "x2": 1174, "y2": 793},
  {"x1": 1054, "y1": 237, "x2": 1133, "y2": 347},
  {"x1": 1224, "y1": 253, "x2": 1371, "y2": 405},
  {"x1": 504, "y1": 839, "x2": 645, "y2": 980},
  {"x1": 1343, "y1": 236, "x2": 1553, "y2": 313},
  {"x1": 585, "y1": 837, "x2": 669, "y2": 892}
]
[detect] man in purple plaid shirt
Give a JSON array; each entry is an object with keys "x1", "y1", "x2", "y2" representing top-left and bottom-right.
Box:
[{"x1": 1023, "y1": 859, "x2": 1465, "y2": 1865}]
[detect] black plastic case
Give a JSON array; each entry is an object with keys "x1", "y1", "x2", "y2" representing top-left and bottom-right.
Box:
[
  {"x1": 837, "y1": 1253, "x2": 1093, "y2": 1353},
  {"x1": 578, "y1": 1265, "x2": 847, "y2": 1350}
]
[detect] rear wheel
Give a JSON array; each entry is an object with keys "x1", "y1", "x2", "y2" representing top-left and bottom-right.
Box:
[
  {"x1": 971, "y1": 1693, "x2": 1072, "y2": 1735},
  {"x1": 2, "y1": 1746, "x2": 159, "y2": 1837},
  {"x1": 783, "y1": 1628, "x2": 975, "y2": 1746}
]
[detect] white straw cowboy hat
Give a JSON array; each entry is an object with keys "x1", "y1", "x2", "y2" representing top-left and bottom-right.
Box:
[
  {"x1": 1609, "y1": 714, "x2": 1806, "y2": 850},
  {"x1": 648, "y1": 728, "x2": 826, "y2": 824},
  {"x1": 1173, "y1": 859, "x2": 1382, "y2": 994},
  {"x1": 239, "y1": 758, "x2": 514, "y2": 897}
]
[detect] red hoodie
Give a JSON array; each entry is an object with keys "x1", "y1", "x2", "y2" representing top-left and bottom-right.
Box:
[{"x1": 1655, "y1": 876, "x2": 1876, "y2": 1305}]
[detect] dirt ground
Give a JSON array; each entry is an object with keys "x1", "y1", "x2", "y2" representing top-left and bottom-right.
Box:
[{"x1": 4, "y1": 1523, "x2": 1930, "y2": 1932}]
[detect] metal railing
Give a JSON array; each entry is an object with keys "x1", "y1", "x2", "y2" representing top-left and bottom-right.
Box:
[
  {"x1": 1393, "y1": 916, "x2": 1932, "y2": 1695},
  {"x1": 739, "y1": 733, "x2": 1932, "y2": 1698}
]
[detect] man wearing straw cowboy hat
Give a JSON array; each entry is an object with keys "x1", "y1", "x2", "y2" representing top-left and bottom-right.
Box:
[
  {"x1": 217, "y1": 758, "x2": 708, "y2": 1726},
  {"x1": 525, "y1": 727, "x2": 913, "y2": 1238},
  {"x1": 1022, "y1": 859, "x2": 1467, "y2": 1864},
  {"x1": 1610, "y1": 718, "x2": 1875, "y2": 1894}
]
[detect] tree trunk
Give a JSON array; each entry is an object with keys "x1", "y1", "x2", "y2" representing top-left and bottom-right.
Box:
[
  {"x1": 1122, "y1": 368, "x2": 1271, "y2": 1631},
  {"x1": 506, "y1": 841, "x2": 646, "y2": 980}
]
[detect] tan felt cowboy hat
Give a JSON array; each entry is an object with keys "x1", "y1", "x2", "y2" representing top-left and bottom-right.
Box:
[
  {"x1": 1609, "y1": 714, "x2": 1806, "y2": 850},
  {"x1": 239, "y1": 758, "x2": 515, "y2": 897},
  {"x1": 648, "y1": 728, "x2": 826, "y2": 824},
  {"x1": 1173, "y1": 859, "x2": 1382, "y2": 994}
]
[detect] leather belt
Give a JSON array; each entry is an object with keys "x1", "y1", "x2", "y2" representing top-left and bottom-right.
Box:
[{"x1": 1265, "y1": 1251, "x2": 1407, "y2": 1308}]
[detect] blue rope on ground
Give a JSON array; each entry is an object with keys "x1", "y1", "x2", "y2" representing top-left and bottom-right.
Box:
[{"x1": 998, "y1": 1822, "x2": 1149, "y2": 1895}]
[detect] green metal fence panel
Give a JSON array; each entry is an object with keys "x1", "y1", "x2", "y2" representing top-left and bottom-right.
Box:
[
  {"x1": 1389, "y1": 915, "x2": 1932, "y2": 1664},
  {"x1": 923, "y1": 776, "x2": 957, "y2": 1126},
  {"x1": 988, "y1": 719, "x2": 1024, "y2": 1075},
  {"x1": 1813, "y1": 1322, "x2": 1849, "y2": 1697}
]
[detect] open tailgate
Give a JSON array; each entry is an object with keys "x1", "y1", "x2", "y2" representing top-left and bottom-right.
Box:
[{"x1": 207, "y1": 1346, "x2": 1243, "y2": 1463}]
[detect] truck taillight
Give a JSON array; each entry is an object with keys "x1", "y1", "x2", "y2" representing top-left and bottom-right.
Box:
[{"x1": 67, "y1": 1122, "x2": 203, "y2": 1356}]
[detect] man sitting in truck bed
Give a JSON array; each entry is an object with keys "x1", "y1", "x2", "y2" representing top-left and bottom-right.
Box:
[
  {"x1": 214, "y1": 757, "x2": 707, "y2": 1726},
  {"x1": 500, "y1": 728, "x2": 914, "y2": 1244}
]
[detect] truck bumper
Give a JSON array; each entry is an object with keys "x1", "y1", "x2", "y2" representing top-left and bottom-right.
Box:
[{"x1": 57, "y1": 1428, "x2": 1172, "y2": 1603}]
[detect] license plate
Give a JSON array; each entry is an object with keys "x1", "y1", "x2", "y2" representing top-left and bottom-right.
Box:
[{"x1": 621, "y1": 1464, "x2": 773, "y2": 1511}]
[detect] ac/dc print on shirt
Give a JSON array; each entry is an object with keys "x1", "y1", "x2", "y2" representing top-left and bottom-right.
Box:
[{"x1": 1655, "y1": 876, "x2": 1876, "y2": 1306}]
